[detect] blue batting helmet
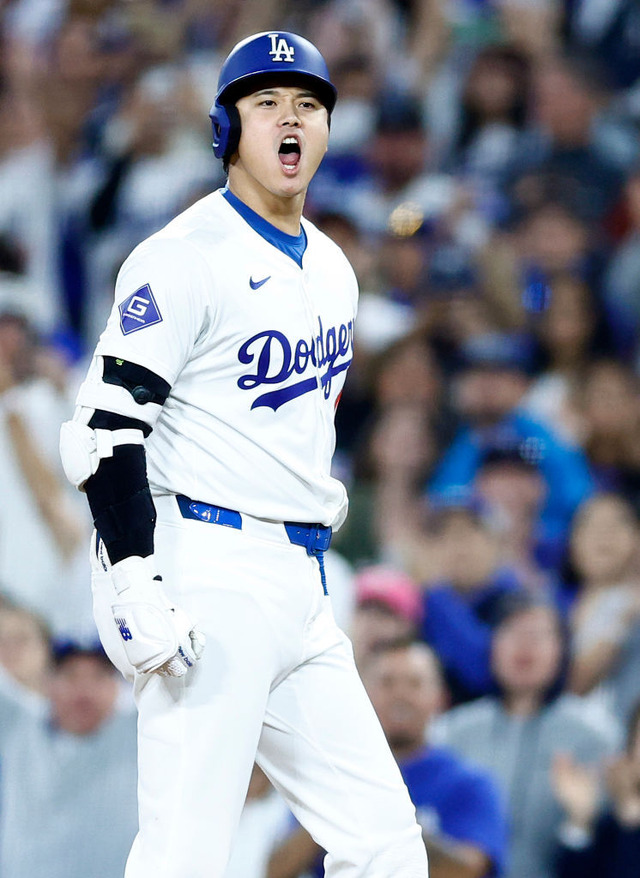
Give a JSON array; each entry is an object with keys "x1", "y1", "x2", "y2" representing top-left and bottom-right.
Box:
[{"x1": 209, "y1": 31, "x2": 337, "y2": 162}]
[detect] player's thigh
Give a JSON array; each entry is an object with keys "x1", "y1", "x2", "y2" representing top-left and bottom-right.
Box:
[
  {"x1": 128, "y1": 521, "x2": 314, "y2": 878},
  {"x1": 128, "y1": 582, "x2": 280, "y2": 878},
  {"x1": 256, "y1": 633, "x2": 423, "y2": 868}
]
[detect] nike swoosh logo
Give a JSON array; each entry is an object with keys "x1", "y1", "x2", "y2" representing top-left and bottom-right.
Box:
[{"x1": 249, "y1": 275, "x2": 271, "y2": 290}]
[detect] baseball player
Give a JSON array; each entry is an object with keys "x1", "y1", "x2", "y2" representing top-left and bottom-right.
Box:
[{"x1": 60, "y1": 31, "x2": 428, "y2": 878}]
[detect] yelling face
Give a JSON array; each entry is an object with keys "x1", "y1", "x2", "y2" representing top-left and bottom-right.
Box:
[{"x1": 231, "y1": 85, "x2": 329, "y2": 202}]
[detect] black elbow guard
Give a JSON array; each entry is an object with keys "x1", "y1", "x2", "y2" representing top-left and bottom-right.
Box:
[{"x1": 85, "y1": 444, "x2": 156, "y2": 564}]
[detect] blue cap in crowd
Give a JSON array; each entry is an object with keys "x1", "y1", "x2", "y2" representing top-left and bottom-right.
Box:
[
  {"x1": 458, "y1": 332, "x2": 535, "y2": 375},
  {"x1": 51, "y1": 637, "x2": 111, "y2": 668}
]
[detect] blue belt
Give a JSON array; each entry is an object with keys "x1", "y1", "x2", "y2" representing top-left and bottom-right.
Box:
[{"x1": 175, "y1": 495, "x2": 332, "y2": 593}]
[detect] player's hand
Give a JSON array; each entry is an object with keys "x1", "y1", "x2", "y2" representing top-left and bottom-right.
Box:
[{"x1": 110, "y1": 555, "x2": 205, "y2": 677}]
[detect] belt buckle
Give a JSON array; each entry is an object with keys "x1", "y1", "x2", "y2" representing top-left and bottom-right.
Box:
[
  {"x1": 305, "y1": 526, "x2": 321, "y2": 555},
  {"x1": 306, "y1": 525, "x2": 331, "y2": 555}
]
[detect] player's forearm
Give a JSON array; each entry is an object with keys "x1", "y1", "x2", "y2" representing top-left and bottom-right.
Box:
[{"x1": 83, "y1": 433, "x2": 156, "y2": 564}]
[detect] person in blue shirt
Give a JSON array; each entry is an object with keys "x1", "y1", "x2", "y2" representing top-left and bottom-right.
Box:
[
  {"x1": 428, "y1": 332, "x2": 594, "y2": 567},
  {"x1": 267, "y1": 640, "x2": 507, "y2": 878},
  {"x1": 420, "y1": 500, "x2": 524, "y2": 705}
]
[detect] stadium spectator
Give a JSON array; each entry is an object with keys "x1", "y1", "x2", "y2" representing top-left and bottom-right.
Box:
[
  {"x1": 332, "y1": 334, "x2": 444, "y2": 565},
  {"x1": 429, "y1": 330, "x2": 594, "y2": 556},
  {"x1": 425, "y1": 242, "x2": 505, "y2": 374},
  {"x1": 552, "y1": 697, "x2": 640, "y2": 878},
  {"x1": 334, "y1": 400, "x2": 439, "y2": 567},
  {"x1": 445, "y1": 44, "x2": 531, "y2": 206},
  {"x1": 0, "y1": 636, "x2": 138, "y2": 878},
  {"x1": 0, "y1": 310, "x2": 90, "y2": 630},
  {"x1": 479, "y1": 199, "x2": 610, "y2": 342},
  {"x1": 362, "y1": 640, "x2": 507, "y2": 877},
  {"x1": 0, "y1": 87, "x2": 59, "y2": 333},
  {"x1": 504, "y1": 51, "x2": 630, "y2": 224},
  {"x1": 375, "y1": 213, "x2": 434, "y2": 322},
  {"x1": 420, "y1": 499, "x2": 523, "y2": 704},
  {"x1": 574, "y1": 361, "x2": 640, "y2": 511},
  {"x1": 349, "y1": 565, "x2": 423, "y2": 668},
  {"x1": 85, "y1": 65, "x2": 216, "y2": 338},
  {"x1": 567, "y1": 493, "x2": 640, "y2": 727},
  {"x1": 323, "y1": 86, "x2": 488, "y2": 252},
  {"x1": 473, "y1": 441, "x2": 556, "y2": 590},
  {"x1": 521, "y1": 275, "x2": 614, "y2": 445},
  {"x1": 435, "y1": 593, "x2": 617, "y2": 878},
  {"x1": 268, "y1": 640, "x2": 508, "y2": 878}
]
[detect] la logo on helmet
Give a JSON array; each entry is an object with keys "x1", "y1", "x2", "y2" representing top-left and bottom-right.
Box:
[{"x1": 268, "y1": 33, "x2": 295, "y2": 63}]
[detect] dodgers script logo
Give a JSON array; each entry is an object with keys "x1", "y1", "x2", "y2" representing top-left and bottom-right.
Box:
[
  {"x1": 268, "y1": 33, "x2": 295, "y2": 63},
  {"x1": 238, "y1": 316, "x2": 353, "y2": 411}
]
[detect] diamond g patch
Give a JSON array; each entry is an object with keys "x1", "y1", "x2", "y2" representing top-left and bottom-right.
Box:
[{"x1": 119, "y1": 284, "x2": 163, "y2": 335}]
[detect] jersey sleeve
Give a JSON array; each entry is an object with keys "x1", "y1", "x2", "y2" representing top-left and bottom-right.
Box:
[{"x1": 94, "y1": 235, "x2": 213, "y2": 386}]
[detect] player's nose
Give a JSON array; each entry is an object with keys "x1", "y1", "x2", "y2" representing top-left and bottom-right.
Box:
[{"x1": 279, "y1": 101, "x2": 301, "y2": 126}]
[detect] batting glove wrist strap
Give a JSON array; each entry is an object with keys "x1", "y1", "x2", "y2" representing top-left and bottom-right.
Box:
[{"x1": 110, "y1": 556, "x2": 205, "y2": 677}]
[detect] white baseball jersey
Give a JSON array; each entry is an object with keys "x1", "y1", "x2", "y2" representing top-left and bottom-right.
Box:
[{"x1": 77, "y1": 188, "x2": 358, "y2": 528}]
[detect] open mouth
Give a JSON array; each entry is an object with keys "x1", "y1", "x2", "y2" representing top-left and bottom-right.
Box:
[{"x1": 278, "y1": 136, "x2": 301, "y2": 171}]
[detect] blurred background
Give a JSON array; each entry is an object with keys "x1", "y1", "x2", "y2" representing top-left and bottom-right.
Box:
[{"x1": 1, "y1": 1, "x2": 640, "y2": 877}]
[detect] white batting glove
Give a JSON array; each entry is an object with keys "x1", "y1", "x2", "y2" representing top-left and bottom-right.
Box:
[{"x1": 110, "y1": 556, "x2": 205, "y2": 677}]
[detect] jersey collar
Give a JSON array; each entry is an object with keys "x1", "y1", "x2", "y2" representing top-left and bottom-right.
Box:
[{"x1": 222, "y1": 187, "x2": 307, "y2": 268}]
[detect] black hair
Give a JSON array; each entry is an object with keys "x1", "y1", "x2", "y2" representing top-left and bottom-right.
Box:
[
  {"x1": 363, "y1": 637, "x2": 442, "y2": 677},
  {"x1": 51, "y1": 638, "x2": 113, "y2": 670}
]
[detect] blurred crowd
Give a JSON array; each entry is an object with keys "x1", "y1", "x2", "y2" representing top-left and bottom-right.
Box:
[{"x1": 1, "y1": 0, "x2": 640, "y2": 876}]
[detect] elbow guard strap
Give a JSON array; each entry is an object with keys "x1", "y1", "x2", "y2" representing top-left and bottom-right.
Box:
[{"x1": 60, "y1": 420, "x2": 145, "y2": 490}]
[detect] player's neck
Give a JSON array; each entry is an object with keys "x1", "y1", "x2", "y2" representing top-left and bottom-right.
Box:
[{"x1": 226, "y1": 174, "x2": 305, "y2": 236}]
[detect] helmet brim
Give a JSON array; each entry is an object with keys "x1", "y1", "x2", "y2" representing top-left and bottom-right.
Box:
[{"x1": 217, "y1": 71, "x2": 337, "y2": 114}]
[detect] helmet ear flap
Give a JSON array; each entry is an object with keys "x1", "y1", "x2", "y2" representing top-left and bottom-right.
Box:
[
  {"x1": 209, "y1": 103, "x2": 241, "y2": 162},
  {"x1": 209, "y1": 102, "x2": 230, "y2": 158}
]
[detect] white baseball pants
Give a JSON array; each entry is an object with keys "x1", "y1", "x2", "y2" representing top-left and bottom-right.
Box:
[{"x1": 91, "y1": 493, "x2": 428, "y2": 878}]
